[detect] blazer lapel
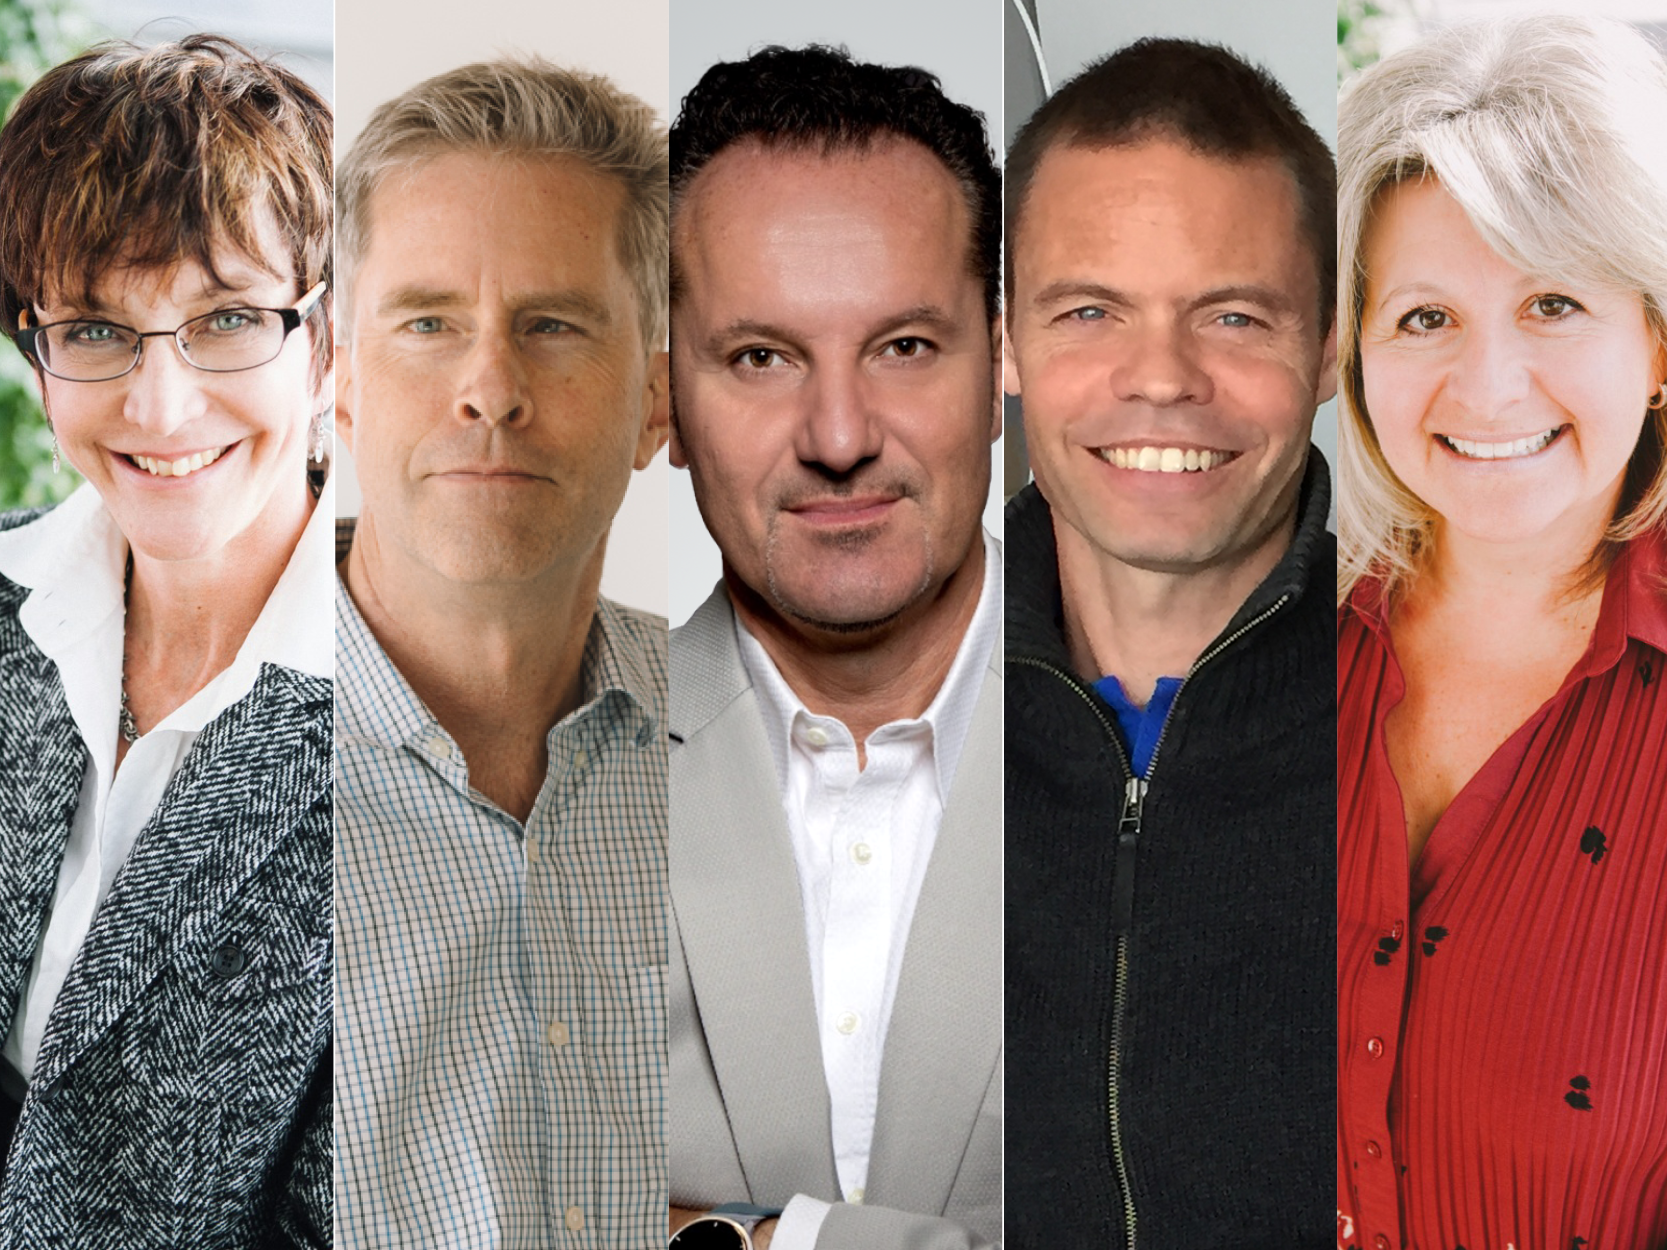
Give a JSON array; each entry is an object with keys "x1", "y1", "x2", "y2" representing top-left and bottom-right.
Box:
[
  {"x1": 865, "y1": 657, "x2": 1004, "y2": 1213},
  {"x1": 671, "y1": 591, "x2": 840, "y2": 1202},
  {"x1": 0, "y1": 616, "x2": 84, "y2": 1040},
  {"x1": 30, "y1": 665, "x2": 329, "y2": 1093}
]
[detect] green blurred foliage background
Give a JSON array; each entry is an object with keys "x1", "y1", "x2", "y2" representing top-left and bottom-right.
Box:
[{"x1": 0, "y1": 0, "x2": 88, "y2": 509}]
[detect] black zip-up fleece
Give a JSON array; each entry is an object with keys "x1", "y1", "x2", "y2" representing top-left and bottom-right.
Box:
[{"x1": 1004, "y1": 453, "x2": 1336, "y2": 1249}]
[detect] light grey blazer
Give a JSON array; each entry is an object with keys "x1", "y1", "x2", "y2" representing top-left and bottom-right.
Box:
[{"x1": 669, "y1": 584, "x2": 1002, "y2": 1250}]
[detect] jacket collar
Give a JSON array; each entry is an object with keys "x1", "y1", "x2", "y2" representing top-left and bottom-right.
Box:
[{"x1": 1006, "y1": 447, "x2": 1333, "y2": 670}]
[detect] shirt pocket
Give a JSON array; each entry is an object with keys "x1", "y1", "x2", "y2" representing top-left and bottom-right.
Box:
[{"x1": 121, "y1": 894, "x2": 330, "y2": 1100}]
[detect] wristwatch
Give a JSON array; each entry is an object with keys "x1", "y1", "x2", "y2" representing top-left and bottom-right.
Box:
[{"x1": 668, "y1": 1202, "x2": 783, "y2": 1249}]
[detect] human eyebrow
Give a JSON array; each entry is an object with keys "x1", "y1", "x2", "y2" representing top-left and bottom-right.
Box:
[
  {"x1": 376, "y1": 288, "x2": 469, "y2": 318},
  {"x1": 509, "y1": 291, "x2": 615, "y2": 329},
  {"x1": 1030, "y1": 281, "x2": 1134, "y2": 312},
  {"x1": 1187, "y1": 285, "x2": 1300, "y2": 317},
  {"x1": 702, "y1": 319, "x2": 804, "y2": 356},
  {"x1": 866, "y1": 304, "x2": 961, "y2": 341}
]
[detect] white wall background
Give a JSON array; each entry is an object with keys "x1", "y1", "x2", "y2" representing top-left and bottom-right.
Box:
[
  {"x1": 333, "y1": 0, "x2": 671, "y2": 617},
  {"x1": 1009, "y1": 0, "x2": 1339, "y2": 506},
  {"x1": 79, "y1": 0, "x2": 331, "y2": 99},
  {"x1": 669, "y1": 0, "x2": 1006, "y2": 626}
]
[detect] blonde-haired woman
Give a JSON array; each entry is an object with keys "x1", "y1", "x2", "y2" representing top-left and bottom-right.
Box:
[{"x1": 1337, "y1": 15, "x2": 1667, "y2": 1249}]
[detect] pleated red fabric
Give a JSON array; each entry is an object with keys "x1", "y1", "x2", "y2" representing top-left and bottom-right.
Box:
[{"x1": 1338, "y1": 531, "x2": 1667, "y2": 1250}]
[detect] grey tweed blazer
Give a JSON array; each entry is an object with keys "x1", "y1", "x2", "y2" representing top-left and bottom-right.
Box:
[{"x1": 0, "y1": 511, "x2": 332, "y2": 1249}]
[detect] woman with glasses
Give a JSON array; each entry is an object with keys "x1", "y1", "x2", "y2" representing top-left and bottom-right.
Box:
[
  {"x1": 1336, "y1": 15, "x2": 1667, "y2": 1249},
  {"x1": 0, "y1": 35, "x2": 331, "y2": 1248}
]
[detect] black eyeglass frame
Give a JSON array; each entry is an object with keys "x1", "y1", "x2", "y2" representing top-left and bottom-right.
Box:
[{"x1": 11, "y1": 280, "x2": 328, "y2": 382}]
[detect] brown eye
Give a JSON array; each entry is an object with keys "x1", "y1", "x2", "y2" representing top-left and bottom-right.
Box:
[
  {"x1": 742, "y1": 348, "x2": 779, "y2": 369},
  {"x1": 1533, "y1": 295, "x2": 1578, "y2": 318},
  {"x1": 1399, "y1": 308, "x2": 1449, "y2": 333}
]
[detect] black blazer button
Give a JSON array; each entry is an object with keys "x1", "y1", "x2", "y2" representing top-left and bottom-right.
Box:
[{"x1": 209, "y1": 942, "x2": 247, "y2": 978}]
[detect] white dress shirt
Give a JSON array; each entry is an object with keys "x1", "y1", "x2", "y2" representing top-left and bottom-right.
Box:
[
  {"x1": 0, "y1": 480, "x2": 333, "y2": 1082},
  {"x1": 732, "y1": 531, "x2": 1001, "y2": 1248}
]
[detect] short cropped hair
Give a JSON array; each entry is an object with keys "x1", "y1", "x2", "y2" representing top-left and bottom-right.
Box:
[
  {"x1": 0, "y1": 35, "x2": 333, "y2": 386},
  {"x1": 670, "y1": 45, "x2": 1002, "y2": 324},
  {"x1": 1337, "y1": 16, "x2": 1667, "y2": 603},
  {"x1": 1005, "y1": 38, "x2": 1335, "y2": 333},
  {"x1": 338, "y1": 58, "x2": 668, "y2": 348}
]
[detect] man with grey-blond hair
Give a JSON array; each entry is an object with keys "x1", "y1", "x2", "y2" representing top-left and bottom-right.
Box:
[{"x1": 332, "y1": 57, "x2": 670, "y2": 1248}]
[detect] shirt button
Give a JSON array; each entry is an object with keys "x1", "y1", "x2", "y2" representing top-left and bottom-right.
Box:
[
  {"x1": 426, "y1": 735, "x2": 452, "y2": 759},
  {"x1": 848, "y1": 1187, "x2": 865, "y2": 1204},
  {"x1": 573, "y1": 749, "x2": 589, "y2": 770},
  {"x1": 546, "y1": 1021, "x2": 570, "y2": 1047},
  {"x1": 836, "y1": 1011, "x2": 859, "y2": 1035},
  {"x1": 564, "y1": 1205, "x2": 584, "y2": 1232},
  {"x1": 850, "y1": 842, "x2": 873, "y2": 865},
  {"x1": 1374, "y1": 1235, "x2": 1392, "y2": 1250},
  {"x1": 525, "y1": 838, "x2": 539, "y2": 864},
  {"x1": 804, "y1": 726, "x2": 830, "y2": 748},
  {"x1": 1365, "y1": 1139, "x2": 1382, "y2": 1158},
  {"x1": 1366, "y1": 1036, "x2": 1385, "y2": 1059}
]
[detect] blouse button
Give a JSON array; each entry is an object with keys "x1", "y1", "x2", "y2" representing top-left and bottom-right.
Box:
[
  {"x1": 1374, "y1": 1235, "x2": 1392, "y2": 1250},
  {"x1": 1366, "y1": 1036, "x2": 1385, "y2": 1059},
  {"x1": 1365, "y1": 1139, "x2": 1383, "y2": 1158},
  {"x1": 1390, "y1": 920, "x2": 1404, "y2": 941}
]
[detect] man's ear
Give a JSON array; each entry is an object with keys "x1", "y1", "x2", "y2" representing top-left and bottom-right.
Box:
[
  {"x1": 334, "y1": 339, "x2": 356, "y2": 455},
  {"x1": 1315, "y1": 322, "x2": 1339, "y2": 407},
  {"x1": 635, "y1": 349, "x2": 671, "y2": 470}
]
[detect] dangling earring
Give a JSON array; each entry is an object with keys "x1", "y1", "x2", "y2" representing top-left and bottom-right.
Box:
[
  {"x1": 1651, "y1": 382, "x2": 1667, "y2": 411},
  {"x1": 308, "y1": 411, "x2": 327, "y2": 463},
  {"x1": 49, "y1": 424, "x2": 60, "y2": 474}
]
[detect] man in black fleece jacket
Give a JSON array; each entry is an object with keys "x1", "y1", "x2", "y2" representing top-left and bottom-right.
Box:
[{"x1": 1001, "y1": 39, "x2": 1336, "y2": 1247}]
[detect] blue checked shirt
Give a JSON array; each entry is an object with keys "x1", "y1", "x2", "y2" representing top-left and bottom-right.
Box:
[{"x1": 334, "y1": 530, "x2": 668, "y2": 1248}]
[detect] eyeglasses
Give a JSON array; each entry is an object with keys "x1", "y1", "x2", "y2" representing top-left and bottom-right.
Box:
[{"x1": 12, "y1": 281, "x2": 328, "y2": 383}]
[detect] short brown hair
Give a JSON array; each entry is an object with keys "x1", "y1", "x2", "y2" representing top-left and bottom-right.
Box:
[
  {"x1": 0, "y1": 34, "x2": 333, "y2": 383},
  {"x1": 338, "y1": 58, "x2": 668, "y2": 349},
  {"x1": 1006, "y1": 38, "x2": 1335, "y2": 333}
]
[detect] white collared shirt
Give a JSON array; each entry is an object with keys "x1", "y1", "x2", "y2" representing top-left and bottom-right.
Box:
[
  {"x1": 733, "y1": 530, "x2": 1000, "y2": 1245},
  {"x1": 0, "y1": 480, "x2": 333, "y2": 1081}
]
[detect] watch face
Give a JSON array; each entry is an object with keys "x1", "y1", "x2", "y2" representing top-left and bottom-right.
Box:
[{"x1": 668, "y1": 1216, "x2": 750, "y2": 1249}]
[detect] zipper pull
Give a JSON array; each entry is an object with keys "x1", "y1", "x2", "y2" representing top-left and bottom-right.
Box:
[{"x1": 1114, "y1": 776, "x2": 1144, "y2": 934}]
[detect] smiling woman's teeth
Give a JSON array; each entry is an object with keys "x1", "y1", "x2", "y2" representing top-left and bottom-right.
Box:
[
  {"x1": 130, "y1": 446, "x2": 225, "y2": 478},
  {"x1": 1099, "y1": 446, "x2": 1231, "y2": 473},
  {"x1": 1440, "y1": 429, "x2": 1558, "y2": 460}
]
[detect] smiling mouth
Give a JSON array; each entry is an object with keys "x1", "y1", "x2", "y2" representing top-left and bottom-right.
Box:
[
  {"x1": 1438, "y1": 427, "x2": 1563, "y2": 460},
  {"x1": 1096, "y1": 445, "x2": 1237, "y2": 473},
  {"x1": 125, "y1": 446, "x2": 229, "y2": 478}
]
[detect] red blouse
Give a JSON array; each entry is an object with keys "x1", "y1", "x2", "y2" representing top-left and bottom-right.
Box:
[{"x1": 1338, "y1": 532, "x2": 1667, "y2": 1250}]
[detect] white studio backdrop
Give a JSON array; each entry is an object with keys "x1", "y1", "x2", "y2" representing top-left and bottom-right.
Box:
[
  {"x1": 669, "y1": 0, "x2": 1006, "y2": 627},
  {"x1": 333, "y1": 0, "x2": 671, "y2": 617}
]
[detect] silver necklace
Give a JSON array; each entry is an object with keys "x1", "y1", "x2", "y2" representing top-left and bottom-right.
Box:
[{"x1": 119, "y1": 553, "x2": 140, "y2": 744}]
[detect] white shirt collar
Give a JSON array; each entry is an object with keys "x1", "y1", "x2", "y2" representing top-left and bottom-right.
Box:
[{"x1": 735, "y1": 528, "x2": 1001, "y2": 803}]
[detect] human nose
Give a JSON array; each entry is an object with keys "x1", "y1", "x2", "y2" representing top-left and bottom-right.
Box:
[
  {"x1": 119, "y1": 336, "x2": 210, "y2": 435},
  {"x1": 1110, "y1": 322, "x2": 1213, "y2": 408},
  {"x1": 1441, "y1": 320, "x2": 1531, "y2": 420},
  {"x1": 793, "y1": 364, "x2": 884, "y2": 474},
  {"x1": 453, "y1": 328, "x2": 531, "y2": 427}
]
